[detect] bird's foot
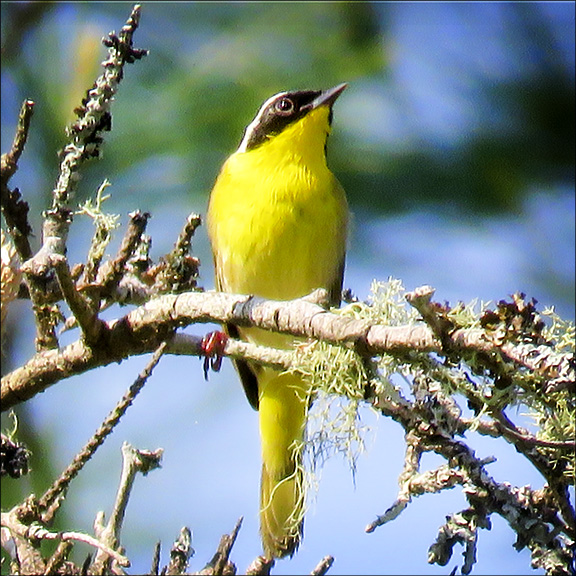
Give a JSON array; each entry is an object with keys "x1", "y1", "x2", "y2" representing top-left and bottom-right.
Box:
[{"x1": 200, "y1": 330, "x2": 228, "y2": 380}]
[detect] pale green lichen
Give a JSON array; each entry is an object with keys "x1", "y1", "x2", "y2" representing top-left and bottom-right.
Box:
[
  {"x1": 290, "y1": 279, "x2": 575, "y2": 488},
  {"x1": 76, "y1": 179, "x2": 120, "y2": 271},
  {"x1": 292, "y1": 339, "x2": 372, "y2": 476},
  {"x1": 541, "y1": 306, "x2": 575, "y2": 353},
  {"x1": 292, "y1": 279, "x2": 416, "y2": 488},
  {"x1": 279, "y1": 278, "x2": 573, "y2": 575}
]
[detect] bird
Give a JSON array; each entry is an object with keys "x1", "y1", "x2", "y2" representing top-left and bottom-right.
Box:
[{"x1": 207, "y1": 83, "x2": 348, "y2": 559}]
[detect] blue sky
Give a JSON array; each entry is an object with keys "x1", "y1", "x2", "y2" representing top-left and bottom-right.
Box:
[{"x1": 2, "y1": 3, "x2": 574, "y2": 575}]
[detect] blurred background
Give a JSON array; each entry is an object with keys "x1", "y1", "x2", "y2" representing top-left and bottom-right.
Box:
[{"x1": 1, "y1": 2, "x2": 574, "y2": 575}]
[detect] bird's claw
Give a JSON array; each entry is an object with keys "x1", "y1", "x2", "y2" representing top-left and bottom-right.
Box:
[{"x1": 200, "y1": 330, "x2": 228, "y2": 380}]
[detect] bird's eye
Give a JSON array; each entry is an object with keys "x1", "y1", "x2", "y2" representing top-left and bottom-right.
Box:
[{"x1": 275, "y1": 97, "x2": 295, "y2": 115}]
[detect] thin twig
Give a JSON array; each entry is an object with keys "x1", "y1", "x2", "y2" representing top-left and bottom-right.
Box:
[
  {"x1": 365, "y1": 431, "x2": 422, "y2": 533},
  {"x1": 151, "y1": 540, "x2": 161, "y2": 575},
  {"x1": 245, "y1": 556, "x2": 274, "y2": 575},
  {"x1": 151, "y1": 213, "x2": 201, "y2": 294},
  {"x1": 25, "y1": 525, "x2": 130, "y2": 568},
  {"x1": 50, "y1": 4, "x2": 146, "y2": 213},
  {"x1": 20, "y1": 4, "x2": 148, "y2": 351},
  {"x1": 51, "y1": 253, "x2": 105, "y2": 344},
  {"x1": 378, "y1": 390, "x2": 574, "y2": 575},
  {"x1": 91, "y1": 443, "x2": 163, "y2": 574},
  {"x1": 310, "y1": 555, "x2": 334, "y2": 575},
  {"x1": 405, "y1": 285, "x2": 454, "y2": 349},
  {"x1": 37, "y1": 342, "x2": 167, "y2": 515},
  {"x1": 0, "y1": 99, "x2": 35, "y2": 261},
  {"x1": 1, "y1": 100, "x2": 34, "y2": 182},
  {"x1": 43, "y1": 540, "x2": 73, "y2": 575},
  {"x1": 163, "y1": 527, "x2": 193, "y2": 576},
  {"x1": 197, "y1": 518, "x2": 243, "y2": 575},
  {"x1": 0, "y1": 508, "x2": 46, "y2": 575},
  {"x1": 462, "y1": 416, "x2": 576, "y2": 448},
  {"x1": 491, "y1": 408, "x2": 575, "y2": 536},
  {"x1": 95, "y1": 210, "x2": 151, "y2": 295}
]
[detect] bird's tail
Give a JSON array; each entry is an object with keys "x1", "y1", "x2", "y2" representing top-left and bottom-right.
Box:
[{"x1": 258, "y1": 370, "x2": 308, "y2": 559}]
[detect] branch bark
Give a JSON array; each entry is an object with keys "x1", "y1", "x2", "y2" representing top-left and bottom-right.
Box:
[{"x1": 4, "y1": 289, "x2": 570, "y2": 412}]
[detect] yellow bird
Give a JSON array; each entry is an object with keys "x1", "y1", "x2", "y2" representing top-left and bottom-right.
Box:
[{"x1": 207, "y1": 83, "x2": 348, "y2": 559}]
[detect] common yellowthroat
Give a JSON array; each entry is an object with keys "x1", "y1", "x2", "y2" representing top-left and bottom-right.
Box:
[{"x1": 207, "y1": 83, "x2": 348, "y2": 559}]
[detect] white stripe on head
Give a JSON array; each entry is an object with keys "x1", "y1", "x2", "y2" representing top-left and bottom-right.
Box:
[{"x1": 236, "y1": 91, "x2": 288, "y2": 153}]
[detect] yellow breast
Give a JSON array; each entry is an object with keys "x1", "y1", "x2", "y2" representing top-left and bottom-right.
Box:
[{"x1": 207, "y1": 106, "x2": 348, "y2": 302}]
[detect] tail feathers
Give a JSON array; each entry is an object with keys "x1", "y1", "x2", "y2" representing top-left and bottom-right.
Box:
[
  {"x1": 258, "y1": 370, "x2": 309, "y2": 559},
  {"x1": 260, "y1": 458, "x2": 305, "y2": 559}
]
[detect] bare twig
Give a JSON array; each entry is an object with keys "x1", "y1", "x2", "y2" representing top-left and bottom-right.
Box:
[
  {"x1": 0, "y1": 98, "x2": 35, "y2": 261},
  {"x1": 405, "y1": 285, "x2": 454, "y2": 349},
  {"x1": 43, "y1": 540, "x2": 73, "y2": 575},
  {"x1": 50, "y1": 4, "x2": 146, "y2": 214},
  {"x1": 37, "y1": 342, "x2": 167, "y2": 516},
  {"x1": 90, "y1": 443, "x2": 162, "y2": 574},
  {"x1": 366, "y1": 429, "x2": 467, "y2": 534},
  {"x1": 245, "y1": 555, "x2": 274, "y2": 575},
  {"x1": 151, "y1": 540, "x2": 161, "y2": 575},
  {"x1": 310, "y1": 555, "x2": 334, "y2": 575},
  {"x1": 95, "y1": 210, "x2": 151, "y2": 296},
  {"x1": 197, "y1": 517, "x2": 243, "y2": 575},
  {"x1": 51, "y1": 253, "x2": 105, "y2": 344},
  {"x1": 26, "y1": 525, "x2": 130, "y2": 568},
  {"x1": 163, "y1": 527, "x2": 193, "y2": 576},
  {"x1": 463, "y1": 416, "x2": 575, "y2": 449},
  {"x1": 19, "y1": 5, "x2": 147, "y2": 351},
  {"x1": 365, "y1": 430, "x2": 422, "y2": 533},
  {"x1": 370, "y1": 391, "x2": 574, "y2": 576},
  {"x1": 0, "y1": 506, "x2": 45, "y2": 575},
  {"x1": 1, "y1": 508, "x2": 130, "y2": 573},
  {"x1": 151, "y1": 212, "x2": 201, "y2": 295}
]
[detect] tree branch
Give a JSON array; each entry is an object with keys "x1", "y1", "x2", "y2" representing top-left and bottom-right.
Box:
[
  {"x1": 196, "y1": 518, "x2": 243, "y2": 575},
  {"x1": 90, "y1": 443, "x2": 163, "y2": 574},
  {"x1": 2, "y1": 289, "x2": 573, "y2": 412},
  {"x1": 37, "y1": 343, "x2": 167, "y2": 516},
  {"x1": 19, "y1": 4, "x2": 148, "y2": 352},
  {"x1": 370, "y1": 390, "x2": 574, "y2": 576}
]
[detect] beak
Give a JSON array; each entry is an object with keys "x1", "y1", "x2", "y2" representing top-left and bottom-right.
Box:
[{"x1": 308, "y1": 83, "x2": 348, "y2": 110}]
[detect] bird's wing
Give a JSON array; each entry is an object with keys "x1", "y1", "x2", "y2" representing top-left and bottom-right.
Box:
[
  {"x1": 329, "y1": 253, "x2": 346, "y2": 307},
  {"x1": 225, "y1": 323, "x2": 261, "y2": 411},
  {"x1": 214, "y1": 266, "x2": 260, "y2": 410}
]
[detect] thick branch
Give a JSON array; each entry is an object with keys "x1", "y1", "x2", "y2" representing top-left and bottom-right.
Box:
[{"x1": 2, "y1": 290, "x2": 573, "y2": 411}]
